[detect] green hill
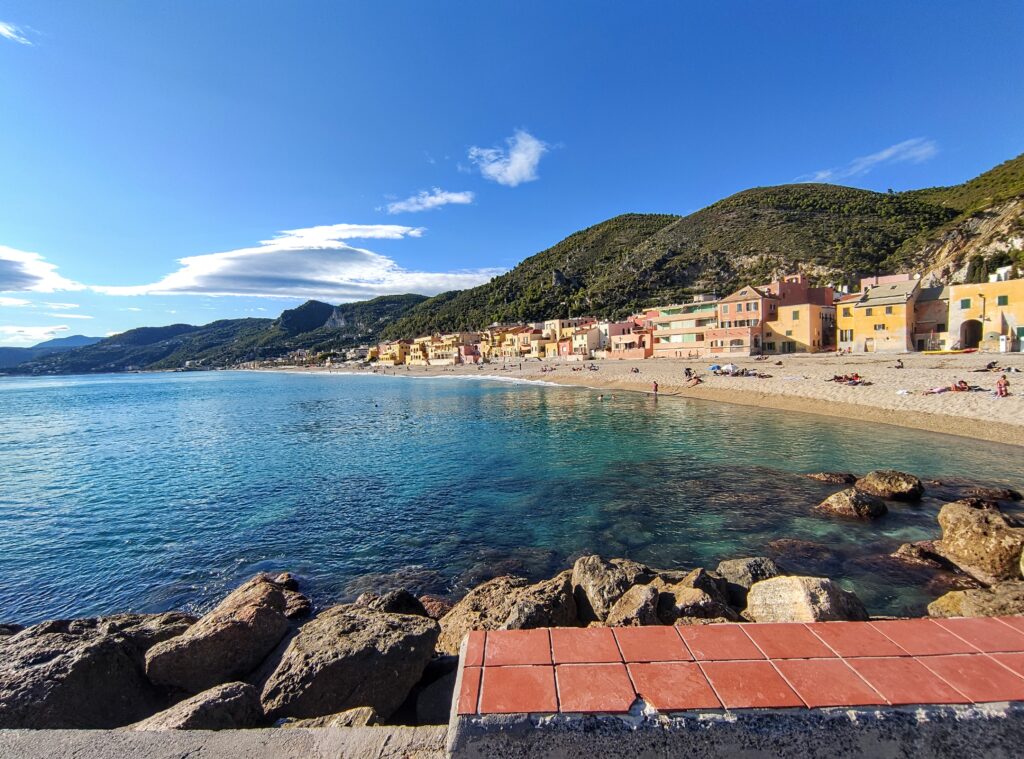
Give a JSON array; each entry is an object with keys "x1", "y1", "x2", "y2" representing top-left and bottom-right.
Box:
[{"x1": 903, "y1": 153, "x2": 1024, "y2": 213}]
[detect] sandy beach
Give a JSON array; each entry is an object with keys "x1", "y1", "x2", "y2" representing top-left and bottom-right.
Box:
[{"x1": 283, "y1": 352, "x2": 1024, "y2": 446}]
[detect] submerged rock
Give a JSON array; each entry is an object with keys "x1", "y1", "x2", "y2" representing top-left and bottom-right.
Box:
[
  {"x1": 603, "y1": 584, "x2": 660, "y2": 627},
  {"x1": 571, "y1": 555, "x2": 654, "y2": 623},
  {"x1": 260, "y1": 604, "x2": 438, "y2": 721},
  {"x1": 129, "y1": 682, "x2": 263, "y2": 731},
  {"x1": 935, "y1": 500, "x2": 1024, "y2": 584},
  {"x1": 0, "y1": 612, "x2": 194, "y2": 729},
  {"x1": 745, "y1": 576, "x2": 868, "y2": 623},
  {"x1": 145, "y1": 575, "x2": 291, "y2": 694},
  {"x1": 928, "y1": 582, "x2": 1024, "y2": 618},
  {"x1": 804, "y1": 472, "x2": 857, "y2": 485},
  {"x1": 855, "y1": 470, "x2": 924, "y2": 501},
  {"x1": 716, "y1": 557, "x2": 782, "y2": 607},
  {"x1": 964, "y1": 486, "x2": 1023, "y2": 502},
  {"x1": 815, "y1": 488, "x2": 888, "y2": 520}
]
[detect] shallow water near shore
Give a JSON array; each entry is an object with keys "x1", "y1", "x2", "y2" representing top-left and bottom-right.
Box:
[{"x1": 1, "y1": 370, "x2": 1021, "y2": 624}]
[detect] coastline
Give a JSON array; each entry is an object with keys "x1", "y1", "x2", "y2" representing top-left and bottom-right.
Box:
[{"x1": 267, "y1": 352, "x2": 1024, "y2": 446}]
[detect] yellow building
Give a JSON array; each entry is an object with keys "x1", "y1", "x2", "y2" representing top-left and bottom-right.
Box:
[
  {"x1": 762, "y1": 303, "x2": 836, "y2": 354},
  {"x1": 836, "y1": 277, "x2": 919, "y2": 353},
  {"x1": 949, "y1": 278, "x2": 1024, "y2": 351},
  {"x1": 377, "y1": 340, "x2": 410, "y2": 366},
  {"x1": 406, "y1": 336, "x2": 433, "y2": 365}
]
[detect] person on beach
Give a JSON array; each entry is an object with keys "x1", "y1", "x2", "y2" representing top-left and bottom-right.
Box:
[
  {"x1": 652, "y1": 381, "x2": 659, "y2": 396},
  {"x1": 997, "y1": 374, "x2": 1010, "y2": 397}
]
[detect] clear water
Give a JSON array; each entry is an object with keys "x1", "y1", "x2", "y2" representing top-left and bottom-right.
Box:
[{"x1": 1, "y1": 371, "x2": 1021, "y2": 624}]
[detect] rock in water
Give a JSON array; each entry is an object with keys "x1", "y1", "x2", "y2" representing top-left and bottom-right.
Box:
[
  {"x1": 260, "y1": 604, "x2": 439, "y2": 721},
  {"x1": 928, "y1": 582, "x2": 1024, "y2": 618},
  {"x1": 0, "y1": 613, "x2": 194, "y2": 729},
  {"x1": 501, "y1": 570, "x2": 577, "y2": 630},
  {"x1": 358, "y1": 589, "x2": 429, "y2": 617},
  {"x1": 604, "y1": 584, "x2": 660, "y2": 626},
  {"x1": 436, "y1": 576, "x2": 529, "y2": 654},
  {"x1": 804, "y1": 472, "x2": 857, "y2": 485},
  {"x1": 854, "y1": 470, "x2": 924, "y2": 501},
  {"x1": 815, "y1": 488, "x2": 888, "y2": 520},
  {"x1": 571, "y1": 555, "x2": 654, "y2": 623},
  {"x1": 716, "y1": 557, "x2": 782, "y2": 607},
  {"x1": 964, "y1": 486, "x2": 1023, "y2": 502},
  {"x1": 129, "y1": 682, "x2": 263, "y2": 730},
  {"x1": 650, "y1": 568, "x2": 737, "y2": 624},
  {"x1": 935, "y1": 500, "x2": 1024, "y2": 584},
  {"x1": 745, "y1": 576, "x2": 868, "y2": 623},
  {"x1": 145, "y1": 575, "x2": 290, "y2": 693}
]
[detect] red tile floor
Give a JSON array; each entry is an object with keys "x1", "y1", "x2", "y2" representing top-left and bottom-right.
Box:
[{"x1": 456, "y1": 617, "x2": 1024, "y2": 715}]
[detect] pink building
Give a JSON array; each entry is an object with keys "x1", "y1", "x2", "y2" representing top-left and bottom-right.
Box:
[{"x1": 607, "y1": 326, "x2": 654, "y2": 359}]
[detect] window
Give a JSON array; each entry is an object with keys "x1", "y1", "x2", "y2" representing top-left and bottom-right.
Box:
[
  {"x1": 960, "y1": 298, "x2": 971, "y2": 309},
  {"x1": 722, "y1": 305, "x2": 729, "y2": 314},
  {"x1": 792, "y1": 310, "x2": 799, "y2": 320},
  {"x1": 937, "y1": 323, "x2": 946, "y2": 332},
  {"x1": 885, "y1": 306, "x2": 893, "y2": 315},
  {"x1": 764, "y1": 342, "x2": 776, "y2": 351},
  {"x1": 874, "y1": 324, "x2": 886, "y2": 331},
  {"x1": 865, "y1": 308, "x2": 873, "y2": 316},
  {"x1": 842, "y1": 307, "x2": 851, "y2": 317},
  {"x1": 751, "y1": 302, "x2": 758, "y2": 311},
  {"x1": 785, "y1": 330, "x2": 793, "y2": 337},
  {"x1": 839, "y1": 329, "x2": 853, "y2": 342},
  {"x1": 998, "y1": 295, "x2": 1009, "y2": 306}
]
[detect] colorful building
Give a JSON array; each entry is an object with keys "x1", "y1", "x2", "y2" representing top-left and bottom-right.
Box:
[
  {"x1": 652, "y1": 297, "x2": 719, "y2": 358},
  {"x1": 608, "y1": 326, "x2": 654, "y2": 359},
  {"x1": 377, "y1": 340, "x2": 410, "y2": 366},
  {"x1": 836, "y1": 275, "x2": 919, "y2": 353},
  {"x1": 948, "y1": 278, "x2": 1024, "y2": 351}
]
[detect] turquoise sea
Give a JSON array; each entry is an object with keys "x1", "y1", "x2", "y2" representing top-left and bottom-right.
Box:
[{"x1": 1, "y1": 370, "x2": 1021, "y2": 624}]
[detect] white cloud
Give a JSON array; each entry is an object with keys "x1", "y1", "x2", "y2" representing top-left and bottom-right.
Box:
[
  {"x1": 0, "y1": 21, "x2": 31, "y2": 45},
  {"x1": 41, "y1": 302, "x2": 80, "y2": 310},
  {"x1": 0, "y1": 325, "x2": 68, "y2": 346},
  {"x1": 468, "y1": 130, "x2": 548, "y2": 187},
  {"x1": 91, "y1": 222, "x2": 503, "y2": 301},
  {"x1": 0, "y1": 296, "x2": 32, "y2": 307},
  {"x1": 44, "y1": 312, "x2": 93, "y2": 319},
  {"x1": 121, "y1": 307, "x2": 143, "y2": 312},
  {"x1": 0, "y1": 245, "x2": 85, "y2": 293},
  {"x1": 798, "y1": 138, "x2": 938, "y2": 183},
  {"x1": 386, "y1": 188, "x2": 475, "y2": 214}
]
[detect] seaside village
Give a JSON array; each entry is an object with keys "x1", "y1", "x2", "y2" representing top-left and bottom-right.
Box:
[{"x1": 300, "y1": 267, "x2": 1024, "y2": 368}]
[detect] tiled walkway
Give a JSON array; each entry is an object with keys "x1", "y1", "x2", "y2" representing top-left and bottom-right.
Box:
[{"x1": 457, "y1": 617, "x2": 1024, "y2": 715}]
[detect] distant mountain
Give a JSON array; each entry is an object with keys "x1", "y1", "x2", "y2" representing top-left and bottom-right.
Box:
[
  {"x1": 0, "y1": 335, "x2": 103, "y2": 369},
  {"x1": 11, "y1": 295, "x2": 427, "y2": 374},
  {"x1": 9, "y1": 153, "x2": 1023, "y2": 374}
]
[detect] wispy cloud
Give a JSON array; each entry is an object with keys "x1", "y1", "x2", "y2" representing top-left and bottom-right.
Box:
[
  {"x1": 90, "y1": 222, "x2": 503, "y2": 301},
  {"x1": 0, "y1": 21, "x2": 32, "y2": 46},
  {"x1": 0, "y1": 296, "x2": 32, "y2": 307},
  {"x1": 44, "y1": 312, "x2": 92, "y2": 319},
  {"x1": 0, "y1": 324, "x2": 68, "y2": 346},
  {"x1": 386, "y1": 188, "x2": 475, "y2": 214},
  {"x1": 798, "y1": 138, "x2": 939, "y2": 183},
  {"x1": 0, "y1": 245, "x2": 85, "y2": 293},
  {"x1": 41, "y1": 302, "x2": 80, "y2": 310},
  {"x1": 468, "y1": 129, "x2": 548, "y2": 187}
]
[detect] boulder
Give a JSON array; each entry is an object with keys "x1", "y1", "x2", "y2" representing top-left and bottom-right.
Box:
[
  {"x1": 145, "y1": 575, "x2": 291, "y2": 694},
  {"x1": 890, "y1": 541, "x2": 948, "y2": 570},
  {"x1": 0, "y1": 624, "x2": 24, "y2": 637},
  {"x1": 815, "y1": 488, "x2": 888, "y2": 520},
  {"x1": 571, "y1": 556, "x2": 654, "y2": 623},
  {"x1": 357, "y1": 589, "x2": 428, "y2": 617},
  {"x1": 745, "y1": 576, "x2": 868, "y2": 623},
  {"x1": 0, "y1": 612, "x2": 194, "y2": 729},
  {"x1": 260, "y1": 604, "x2": 439, "y2": 721},
  {"x1": 804, "y1": 472, "x2": 857, "y2": 485},
  {"x1": 129, "y1": 682, "x2": 263, "y2": 730},
  {"x1": 928, "y1": 582, "x2": 1024, "y2": 618},
  {"x1": 603, "y1": 584, "x2": 660, "y2": 627},
  {"x1": 436, "y1": 576, "x2": 529, "y2": 654},
  {"x1": 418, "y1": 595, "x2": 454, "y2": 620},
  {"x1": 935, "y1": 500, "x2": 1024, "y2": 584},
  {"x1": 279, "y1": 706, "x2": 380, "y2": 728},
  {"x1": 501, "y1": 570, "x2": 577, "y2": 630},
  {"x1": 655, "y1": 585, "x2": 739, "y2": 624},
  {"x1": 854, "y1": 470, "x2": 923, "y2": 501},
  {"x1": 716, "y1": 557, "x2": 781, "y2": 607}
]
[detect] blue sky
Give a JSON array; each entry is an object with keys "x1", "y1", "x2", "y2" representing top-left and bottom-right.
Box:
[{"x1": 1, "y1": 1, "x2": 1022, "y2": 345}]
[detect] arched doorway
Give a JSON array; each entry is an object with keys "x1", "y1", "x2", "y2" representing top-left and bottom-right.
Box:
[{"x1": 960, "y1": 319, "x2": 982, "y2": 349}]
